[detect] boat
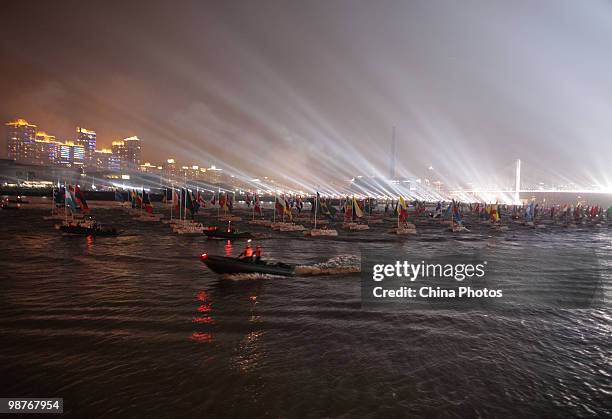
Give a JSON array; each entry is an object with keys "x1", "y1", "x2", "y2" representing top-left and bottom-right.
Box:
[
  {"x1": 203, "y1": 226, "x2": 253, "y2": 239},
  {"x1": 304, "y1": 228, "x2": 338, "y2": 237},
  {"x1": 174, "y1": 222, "x2": 205, "y2": 235},
  {"x1": 305, "y1": 193, "x2": 339, "y2": 237},
  {"x1": 279, "y1": 223, "x2": 306, "y2": 232},
  {"x1": 58, "y1": 220, "x2": 119, "y2": 236},
  {"x1": 342, "y1": 222, "x2": 369, "y2": 231},
  {"x1": 7, "y1": 196, "x2": 29, "y2": 204},
  {"x1": 270, "y1": 222, "x2": 293, "y2": 230},
  {"x1": 1, "y1": 199, "x2": 20, "y2": 210},
  {"x1": 389, "y1": 225, "x2": 417, "y2": 235},
  {"x1": 450, "y1": 224, "x2": 470, "y2": 233},
  {"x1": 248, "y1": 219, "x2": 272, "y2": 227},
  {"x1": 200, "y1": 253, "x2": 295, "y2": 276},
  {"x1": 134, "y1": 213, "x2": 163, "y2": 222}
]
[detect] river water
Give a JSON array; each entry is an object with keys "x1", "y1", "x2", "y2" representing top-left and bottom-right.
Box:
[{"x1": 0, "y1": 207, "x2": 610, "y2": 417}]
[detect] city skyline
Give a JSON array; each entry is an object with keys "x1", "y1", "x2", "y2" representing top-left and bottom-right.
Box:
[
  {"x1": 1, "y1": 0, "x2": 611, "y2": 192},
  {"x1": 3, "y1": 117, "x2": 221, "y2": 172}
]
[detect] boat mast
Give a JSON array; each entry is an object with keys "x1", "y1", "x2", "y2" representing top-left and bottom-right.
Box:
[
  {"x1": 397, "y1": 197, "x2": 400, "y2": 230},
  {"x1": 51, "y1": 183, "x2": 55, "y2": 216},
  {"x1": 217, "y1": 185, "x2": 220, "y2": 220},
  {"x1": 314, "y1": 192, "x2": 318, "y2": 229},
  {"x1": 64, "y1": 179, "x2": 67, "y2": 223}
]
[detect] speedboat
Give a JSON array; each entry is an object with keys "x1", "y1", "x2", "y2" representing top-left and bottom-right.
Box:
[
  {"x1": 199, "y1": 253, "x2": 295, "y2": 276},
  {"x1": 58, "y1": 219, "x2": 119, "y2": 236},
  {"x1": 203, "y1": 227, "x2": 253, "y2": 239}
]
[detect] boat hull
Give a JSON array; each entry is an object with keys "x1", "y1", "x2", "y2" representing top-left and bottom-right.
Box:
[
  {"x1": 200, "y1": 255, "x2": 294, "y2": 276},
  {"x1": 203, "y1": 230, "x2": 253, "y2": 239},
  {"x1": 59, "y1": 225, "x2": 119, "y2": 236}
]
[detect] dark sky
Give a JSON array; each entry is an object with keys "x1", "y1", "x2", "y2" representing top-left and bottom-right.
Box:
[{"x1": 1, "y1": 0, "x2": 611, "y2": 188}]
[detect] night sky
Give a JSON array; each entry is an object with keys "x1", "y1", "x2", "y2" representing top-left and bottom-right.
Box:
[{"x1": 1, "y1": 0, "x2": 611, "y2": 188}]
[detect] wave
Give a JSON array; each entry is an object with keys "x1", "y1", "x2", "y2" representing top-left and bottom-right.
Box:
[
  {"x1": 221, "y1": 272, "x2": 289, "y2": 280},
  {"x1": 295, "y1": 254, "x2": 361, "y2": 276}
]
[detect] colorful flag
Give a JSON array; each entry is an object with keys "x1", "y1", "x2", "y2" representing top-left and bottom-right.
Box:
[
  {"x1": 75, "y1": 185, "x2": 90, "y2": 213},
  {"x1": 284, "y1": 196, "x2": 292, "y2": 220},
  {"x1": 197, "y1": 191, "x2": 206, "y2": 208},
  {"x1": 142, "y1": 188, "x2": 153, "y2": 214},
  {"x1": 353, "y1": 197, "x2": 363, "y2": 219},
  {"x1": 254, "y1": 195, "x2": 262, "y2": 215},
  {"x1": 275, "y1": 195, "x2": 285, "y2": 215},
  {"x1": 172, "y1": 188, "x2": 180, "y2": 211},
  {"x1": 55, "y1": 187, "x2": 66, "y2": 206},
  {"x1": 228, "y1": 194, "x2": 234, "y2": 213},
  {"x1": 219, "y1": 193, "x2": 227, "y2": 211},
  {"x1": 344, "y1": 197, "x2": 352, "y2": 219},
  {"x1": 65, "y1": 185, "x2": 77, "y2": 211},
  {"x1": 398, "y1": 196, "x2": 408, "y2": 222}
]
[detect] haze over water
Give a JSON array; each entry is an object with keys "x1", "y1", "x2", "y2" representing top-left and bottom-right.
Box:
[{"x1": 1, "y1": 208, "x2": 610, "y2": 417}]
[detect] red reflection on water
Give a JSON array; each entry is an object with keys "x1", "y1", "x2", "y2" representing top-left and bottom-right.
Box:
[
  {"x1": 197, "y1": 303, "x2": 212, "y2": 313},
  {"x1": 192, "y1": 316, "x2": 215, "y2": 325},
  {"x1": 192, "y1": 291, "x2": 215, "y2": 342},
  {"x1": 224, "y1": 240, "x2": 233, "y2": 256},
  {"x1": 86, "y1": 235, "x2": 94, "y2": 248},
  {"x1": 191, "y1": 332, "x2": 213, "y2": 343}
]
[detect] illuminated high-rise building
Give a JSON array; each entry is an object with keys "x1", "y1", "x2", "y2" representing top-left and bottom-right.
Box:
[
  {"x1": 205, "y1": 165, "x2": 223, "y2": 184},
  {"x1": 162, "y1": 158, "x2": 177, "y2": 179},
  {"x1": 75, "y1": 127, "x2": 97, "y2": 167},
  {"x1": 56, "y1": 142, "x2": 85, "y2": 167},
  {"x1": 111, "y1": 136, "x2": 141, "y2": 171},
  {"x1": 5, "y1": 119, "x2": 37, "y2": 163},
  {"x1": 139, "y1": 162, "x2": 162, "y2": 174},
  {"x1": 33, "y1": 132, "x2": 60, "y2": 165},
  {"x1": 94, "y1": 149, "x2": 119, "y2": 171}
]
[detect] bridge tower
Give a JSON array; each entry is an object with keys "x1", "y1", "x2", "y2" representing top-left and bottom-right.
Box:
[
  {"x1": 390, "y1": 126, "x2": 396, "y2": 180},
  {"x1": 514, "y1": 158, "x2": 521, "y2": 205}
]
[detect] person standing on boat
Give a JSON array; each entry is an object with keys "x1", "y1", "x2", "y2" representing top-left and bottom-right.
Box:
[
  {"x1": 255, "y1": 245, "x2": 263, "y2": 262},
  {"x1": 240, "y1": 240, "x2": 254, "y2": 261}
]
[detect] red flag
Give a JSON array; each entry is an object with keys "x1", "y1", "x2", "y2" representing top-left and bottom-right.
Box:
[
  {"x1": 254, "y1": 195, "x2": 262, "y2": 214},
  {"x1": 197, "y1": 191, "x2": 206, "y2": 208},
  {"x1": 74, "y1": 185, "x2": 90, "y2": 213},
  {"x1": 172, "y1": 189, "x2": 180, "y2": 211}
]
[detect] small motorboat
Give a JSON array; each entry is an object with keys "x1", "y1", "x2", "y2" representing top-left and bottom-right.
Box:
[
  {"x1": 199, "y1": 253, "x2": 295, "y2": 276},
  {"x1": 203, "y1": 226, "x2": 253, "y2": 239},
  {"x1": 58, "y1": 219, "x2": 119, "y2": 236},
  {"x1": 8, "y1": 196, "x2": 29, "y2": 204},
  {"x1": 1, "y1": 202, "x2": 20, "y2": 210}
]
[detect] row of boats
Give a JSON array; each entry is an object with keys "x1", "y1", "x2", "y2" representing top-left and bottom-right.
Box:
[
  {"x1": 24, "y1": 192, "x2": 612, "y2": 277},
  {"x1": 44, "y1": 198, "x2": 612, "y2": 237}
]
